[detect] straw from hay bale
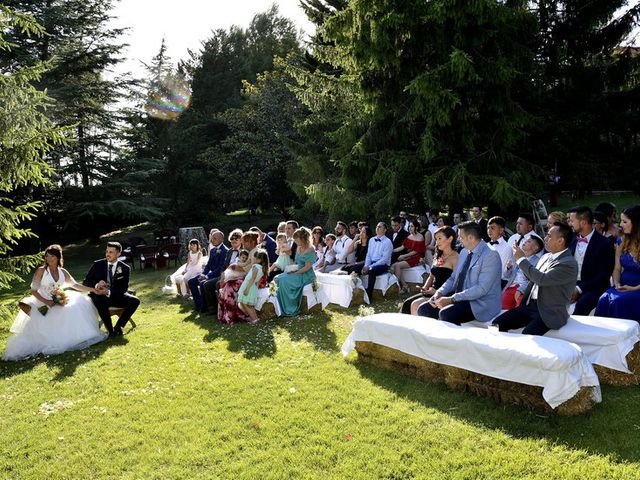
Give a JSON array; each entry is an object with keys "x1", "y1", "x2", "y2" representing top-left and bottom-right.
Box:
[
  {"x1": 354, "y1": 341, "x2": 597, "y2": 415},
  {"x1": 593, "y1": 341, "x2": 639, "y2": 386},
  {"x1": 302, "y1": 295, "x2": 322, "y2": 314},
  {"x1": 351, "y1": 288, "x2": 366, "y2": 306},
  {"x1": 372, "y1": 283, "x2": 399, "y2": 301},
  {"x1": 258, "y1": 301, "x2": 277, "y2": 320}
]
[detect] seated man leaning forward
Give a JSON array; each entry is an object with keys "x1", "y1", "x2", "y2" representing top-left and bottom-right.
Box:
[
  {"x1": 417, "y1": 221, "x2": 502, "y2": 324},
  {"x1": 351, "y1": 222, "x2": 393, "y2": 302},
  {"x1": 492, "y1": 223, "x2": 578, "y2": 336}
]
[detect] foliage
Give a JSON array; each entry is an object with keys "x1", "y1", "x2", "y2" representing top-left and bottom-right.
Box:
[{"x1": 0, "y1": 6, "x2": 69, "y2": 316}]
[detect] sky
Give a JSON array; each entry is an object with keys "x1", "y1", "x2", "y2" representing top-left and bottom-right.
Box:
[{"x1": 109, "y1": 0, "x2": 315, "y2": 78}]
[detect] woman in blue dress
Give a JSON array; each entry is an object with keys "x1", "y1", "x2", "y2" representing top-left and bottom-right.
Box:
[
  {"x1": 275, "y1": 227, "x2": 316, "y2": 316},
  {"x1": 595, "y1": 205, "x2": 640, "y2": 322}
]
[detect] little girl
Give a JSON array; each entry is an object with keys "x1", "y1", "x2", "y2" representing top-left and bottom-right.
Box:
[
  {"x1": 269, "y1": 233, "x2": 293, "y2": 275},
  {"x1": 238, "y1": 250, "x2": 269, "y2": 324},
  {"x1": 315, "y1": 234, "x2": 336, "y2": 272},
  {"x1": 174, "y1": 239, "x2": 203, "y2": 297},
  {"x1": 220, "y1": 250, "x2": 249, "y2": 284}
]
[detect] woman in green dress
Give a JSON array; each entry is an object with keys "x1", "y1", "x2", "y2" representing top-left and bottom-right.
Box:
[{"x1": 275, "y1": 227, "x2": 316, "y2": 316}]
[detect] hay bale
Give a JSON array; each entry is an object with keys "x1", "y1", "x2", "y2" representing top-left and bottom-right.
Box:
[
  {"x1": 593, "y1": 342, "x2": 639, "y2": 386},
  {"x1": 372, "y1": 283, "x2": 399, "y2": 301},
  {"x1": 354, "y1": 341, "x2": 597, "y2": 415},
  {"x1": 351, "y1": 288, "x2": 366, "y2": 306},
  {"x1": 302, "y1": 295, "x2": 322, "y2": 313},
  {"x1": 258, "y1": 302, "x2": 277, "y2": 320}
]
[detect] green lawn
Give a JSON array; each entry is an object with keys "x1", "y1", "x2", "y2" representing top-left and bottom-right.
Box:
[{"x1": 2, "y1": 223, "x2": 640, "y2": 478}]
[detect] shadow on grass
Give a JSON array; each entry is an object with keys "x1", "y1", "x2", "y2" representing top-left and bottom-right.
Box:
[
  {"x1": 176, "y1": 295, "x2": 339, "y2": 359},
  {"x1": 352, "y1": 360, "x2": 640, "y2": 464},
  {"x1": 0, "y1": 335, "x2": 128, "y2": 382}
]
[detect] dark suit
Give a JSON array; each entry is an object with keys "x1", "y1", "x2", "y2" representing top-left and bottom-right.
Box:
[
  {"x1": 569, "y1": 230, "x2": 615, "y2": 315},
  {"x1": 388, "y1": 228, "x2": 409, "y2": 264},
  {"x1": 493, "y1": 250, "x2": 578, "y2": 335},
  {"x1": 201, "y1": 248, "x2": 238, "y2": 314},
  {"x1": 83, "y1": 259, "x2": 139, "y2": 335},
  {"x1": 261, "y1": 234, "x2": 278, "y2": 265},
  {"x1": 476, "y1": 218, "x2": 489, "y2": 242},
  {"x1": 188, "y1": 244, "x2": 228, "y2": 312}
]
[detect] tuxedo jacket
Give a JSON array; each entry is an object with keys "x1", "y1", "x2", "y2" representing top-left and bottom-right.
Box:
[
  {"x1": 438, "y1": 240, "x2": 502, "y2": 322},
  {"x1": 223, "y1": 248, "x2": 238, "y2": 270},
  {"x1": 203, "y1": 244, "x2": 229, "y2": 280},
  {"x1": 388, "y1": 228, "x2": 409, "y2": 250},
  {"x1": 476, "y1": 218, "x2": 489, "y2": 242},
  {"x1": 83, "y1": 259, "x2": 131, "y2": 298},
  {"x1": 519, "y1": 250, "x2": 578, "y2": 329},
  {"x1": 261, "y1": 234, "x2": 278, "y2": 264},
  {"x1": 569, "y1": 230, "x2": 615, "y2": 295}
]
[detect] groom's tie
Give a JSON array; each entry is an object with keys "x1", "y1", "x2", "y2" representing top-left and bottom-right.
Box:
[{"x1": 108, "y1": 263, "x2": 114, "y2": 285}]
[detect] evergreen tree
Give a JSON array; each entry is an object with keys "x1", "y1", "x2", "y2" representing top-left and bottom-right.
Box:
[{"x1": 0, "y1": 6, "x2": 69, "y2": 316}]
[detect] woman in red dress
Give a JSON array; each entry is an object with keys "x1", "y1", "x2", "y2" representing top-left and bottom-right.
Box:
[{"x1": 390, "y1": 219, "x2": 426, "y2": 293}]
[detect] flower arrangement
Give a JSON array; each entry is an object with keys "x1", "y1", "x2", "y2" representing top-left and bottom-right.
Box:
[
  {"x1": 358, "y1": 305, "x2": 375, "y2": 317},
  {"x1": 311, "y1": 279, "x2": 319, "y2": 293},
  {"x1": 349, "y1": 272, "x2": 359, "y2": 288},
  {"x1": 38, "y1": 288, "x2": 68, "y2": 316},
  {"x1": 268, "y1": 281, "x2": 278, "y2": 296}
]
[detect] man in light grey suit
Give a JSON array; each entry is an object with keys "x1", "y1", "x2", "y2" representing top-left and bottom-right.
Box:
[
  {"x1": 418, "y1": 221, "x2": 502, "y2": 324},
  {"x1": 492, "y1": 223, "x2": 577, "y2": 335}
]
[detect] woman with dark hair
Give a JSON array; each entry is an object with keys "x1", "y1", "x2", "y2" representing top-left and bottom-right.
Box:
[
  {"x1": 311, "y1": 226, "x2": 325, "y2": 267},
  {"x1": 3, "y1": 245, "x2": 106, "y2": 360},
  {"x1": 391, "y1": 220, "x2": 426, "y2": 293},
  {"x1": 595, "y1": 201, "x2": 620, "y2": 238},
  {"x1": 343, "y1": 225, "x2": 373, "y2": 273},
  {"x1": 595, "y1": 205, "x2": 640, "y2": 321},
  {"x1": 400, "y1": 227, "x2": 458, "y2": 315}
]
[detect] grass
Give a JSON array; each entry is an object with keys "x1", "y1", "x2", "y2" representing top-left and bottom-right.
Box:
[{"x1": 2, "y1": 219, "x2": 640, "y2": 478}]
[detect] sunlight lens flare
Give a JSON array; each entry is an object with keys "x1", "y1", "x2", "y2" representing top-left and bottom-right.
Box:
[{"x1": 145, "y1": 74, "x2": 191, "y2": 120}]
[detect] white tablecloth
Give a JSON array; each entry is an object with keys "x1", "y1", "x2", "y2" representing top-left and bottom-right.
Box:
[
  {"x1": 342, "y1": 313, "x2": 601, "y2": 409},
  {"x1": 467, "y1": 314, "x2": 640, "y2": 374},
  {"x1": 315, "y1": 272, "x2": 369, "y2": 307},
  {"x1": 361, "y1": 273, "x2": 398, "y2": 295},
  {"x1": 255, "y1": 283, "x2": 329, "y2": 316},
  {"x1": 401, "y1": 265, "x2": 430, "y2": 285}
]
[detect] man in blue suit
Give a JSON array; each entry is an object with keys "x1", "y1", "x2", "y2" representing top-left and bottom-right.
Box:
[
  {"x1": 189, "y1": 230, "x2": 228, "y2": 313},
  {"x1": 568, "y1": 206, "x2": 615, "y2": 315},
  {"x1": 418, "y1": 221, "x2": 502, "y2": 324}
]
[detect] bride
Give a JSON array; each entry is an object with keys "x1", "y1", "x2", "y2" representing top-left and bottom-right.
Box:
[{"x1": 2, "y1": 244, "x2": 107, "y2": 361}]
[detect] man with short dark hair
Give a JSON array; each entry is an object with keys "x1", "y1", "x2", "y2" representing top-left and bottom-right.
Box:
[
  {"x1": 352, "y1": 222, "x2": 393, "y2": 302},
  {"x1": 507, "y1": 212, "x2": 540, "y2": 249},
  {"x1": 418, "y1": 221, "x2": 502, "y2": 324},
  {"x1": 285, "y1": 220, "x2": 299, "y2": 260},
  {"x1": 84, "y1": 241, "x2": 140, "y2": 337},
  {"x1": 472, "y1": 206, "x2": 490, "y2": 242},
  {"x1": 567, "y1": 205, "x2": 615, "y2": 315},
  {"x1": 389, "y1": 215, "x2": 409, "y2": 264},
  {"x1": 492, "y1": 223, "x2": 578, "y2": 335},
  {"x1": 326, "y1": 221, "x2": 354, "y2": 272},
  {"x1": 486, "y1": 216, "x2": 512, "y2": 289}
]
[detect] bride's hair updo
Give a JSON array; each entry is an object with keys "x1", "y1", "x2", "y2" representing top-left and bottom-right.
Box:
[{"x1": 44, "y1": 244, "x2": 64, "y2": 267}]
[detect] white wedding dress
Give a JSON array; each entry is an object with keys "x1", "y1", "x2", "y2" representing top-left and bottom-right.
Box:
[{"x1": 2, "y1": 268, "x2": 107, "y2": 361}]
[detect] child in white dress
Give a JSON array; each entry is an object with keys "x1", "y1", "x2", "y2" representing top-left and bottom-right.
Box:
[
  {"x1": 173, "y1": 239, "x2": 203, "y2": 297},
  {"x1": 238, "y1": 250, "x2": 270, "y2": 323},
  {"x1": 220, "y1": 250, "x2": 249, "y2": 283},
  {"x1": 268, "y1": 233, "x2": 293, "y2": 276}
]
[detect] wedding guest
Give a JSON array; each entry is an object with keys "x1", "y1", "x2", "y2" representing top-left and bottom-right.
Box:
[
  {"x1": 315, "y1": 233, "x2": 336, "y2": 272},
  {"x1": 401, "y1": 226, "x2": 458, "y2": 315},
  {"x1": 417, "y1": 218, "x2": 434, "y2": 266},
  {"x1": 595, "y1": 202, "x2": 620, "y2": 238},
  {"x1": 595, "y1": 205, "x2": 640, "y2": 321},
  {"x1": 171, "y1": 239, "x2": 203, "y2": 297},
  {"x1": 567, "y1": 205, "x2": 615, "y2": 315},
  {"x1": 189, "y1": 230, "x2": 227, "y2": 313},
  {"x1": 547, "y1": 211, "x2": 565, "y2": 231},
  {"x1": 325, "y1": 221, "x2": 353, "y2": 272},
  {"x1": 201, "y1": 229, "x2": 240, "y2": 315},
  {"x1": 486, "y1": 216, "x2": 512, "y2": 289},
  {"x1": 277, "y1": 221, "x2": 287, "y2": 234},
  {"x1": 275, "y1": 227, "x2": 317, "y2": 316},
  {"x1": 501, "y1": 236, "x2": 544, "y2": 309},
  {"x1": 237, "y1": 250, "x2": 270, "y2": 324},
  {"x1": 3, "y1": 245, "x2": 106, "y2": 360},
  {"x1": 343, "y1": 225, "x2": 373, "y2": 273},
  {"x1": 311, "y1": 226, "x2": 325, "y2": 269},
  {"x1": 217, "y1": 232, "x2": 261, "y2": 324},
  {"x1": 492, "y1": 223, "x2": 577, "y2": 335},
  {"x1": 352, "y1": 222, "x2": 393, "y2": 302},
  {"x1": 399, "y1": 210, "x2": 410, "y2": 231},
  {"x1": 472, "y1": 206, "x2": 490, "y2": 242},
  {"x1": 418, "y1": 222, "x2": 501, "y2": 324},
  {"x1": 249, "y1": 226, "x2": 277, "y2": 265},
  {"x1": 592, "y1": 211, "x2": 609, "y2": 236},
  {"x1": 284, "y1": 220, "x2": 299, "y2": 260},
  {"x1": 507, "y1": 213, "x2": 540, "y2": 249},
  {"x1": 348, "y1": 221, "x2": 360, "y2": 239},
  {"x1": 391, "y1": 219, "x2": 426, "y2": 293},
  {"x1": 389, "y1": 216, "x2": 409, "y2": 264}
]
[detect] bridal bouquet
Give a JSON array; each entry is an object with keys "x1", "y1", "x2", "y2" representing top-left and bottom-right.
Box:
[{"x1": 38, "y1": 288, "x2": 69, "y2": 316}]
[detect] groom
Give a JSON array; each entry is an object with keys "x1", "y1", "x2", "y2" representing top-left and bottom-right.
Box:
[{"x1": 84, "y1": 241, "x2": 140, "y2": 337}]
